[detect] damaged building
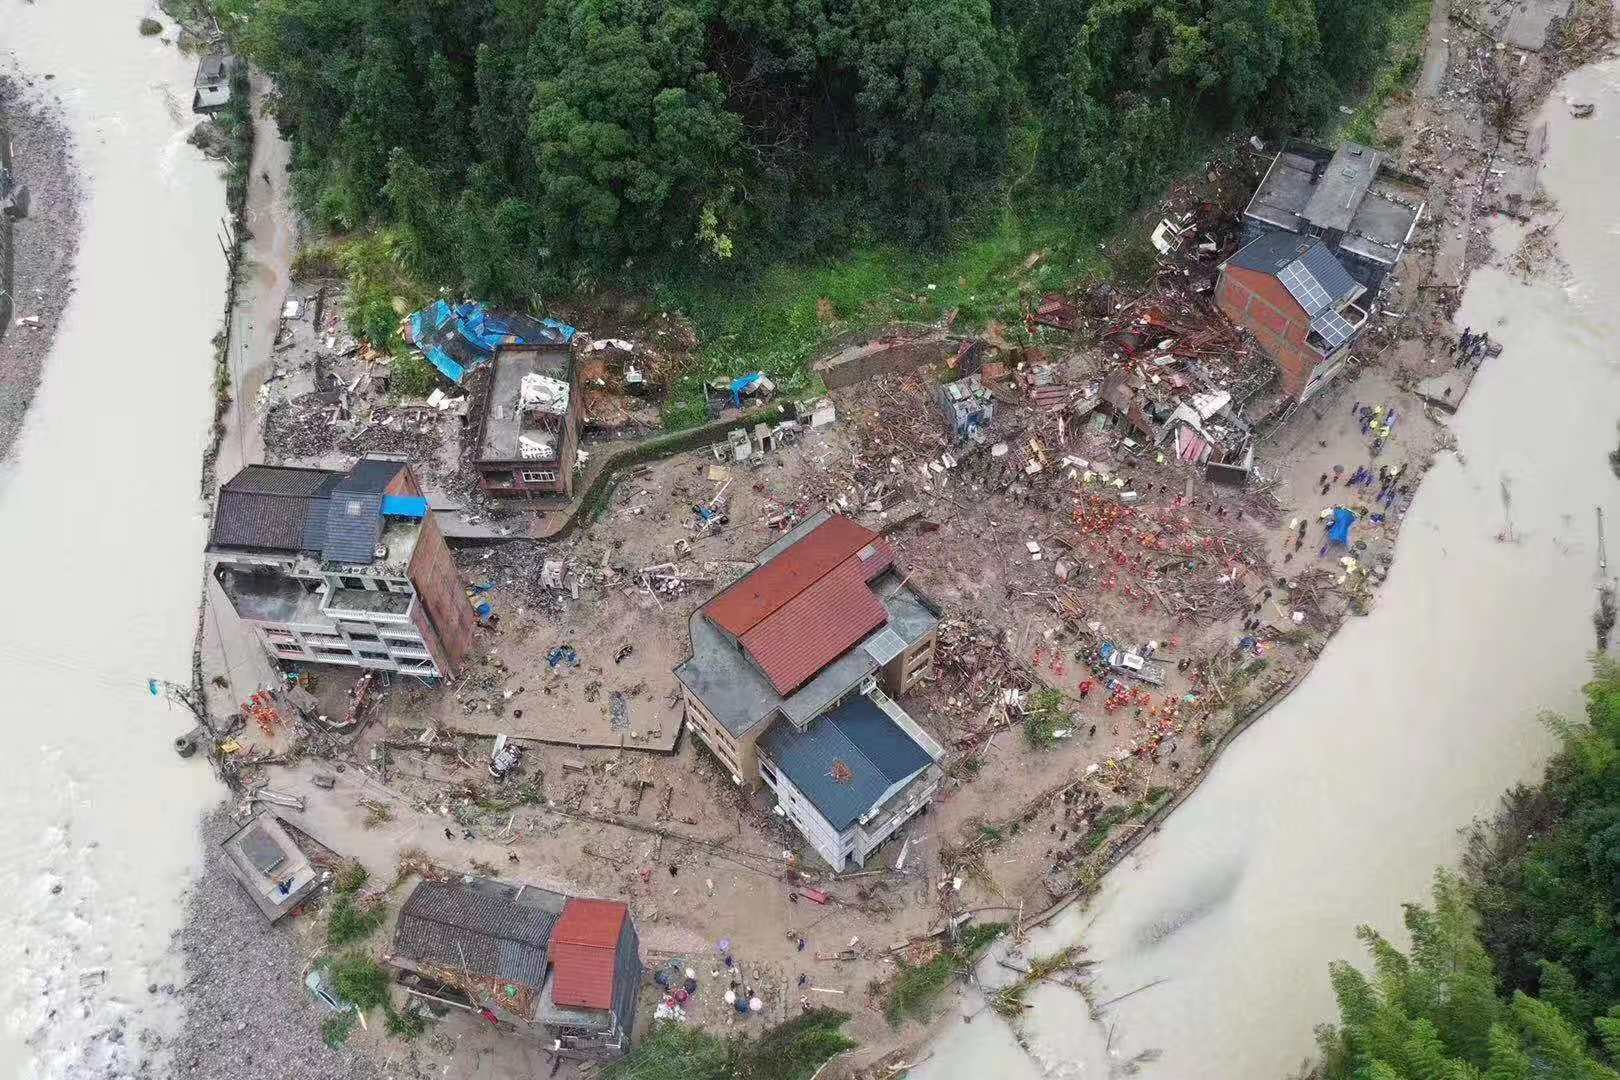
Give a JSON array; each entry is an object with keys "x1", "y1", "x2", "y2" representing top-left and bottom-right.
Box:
[
  {"x1": 1241, "y1": 140, "x2": 1425, "y2": 295},
  {"x1": 469, "y1": 344, "x2": 584, "y2": 499},
  {"x1": 207, "y1": 456, "x2": 476, "y2": 678},
  {"x1": 386, "y1": 877, "x2": 640, "y2": 1059},
  {"x1": 675, "y1": 511, "x2": 946, "y2": 870},
  {"x1": 406, "y1": 299, "x2": 576, "y2": 385},
  {"x1": 1216, "y1": 232, "x2": 1368, "y2": 404}
]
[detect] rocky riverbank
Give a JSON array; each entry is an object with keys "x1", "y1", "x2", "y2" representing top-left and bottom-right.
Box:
[
  {"x1": 0, "y1": 74, "x2": 80, "y2": 465},
  {"x1": 161, "y1": 806, "x2": 384, "y2": 1080}
]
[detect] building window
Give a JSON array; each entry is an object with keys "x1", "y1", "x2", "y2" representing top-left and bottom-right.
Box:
[
  {"x1": 347, "y1": 631, "x2": 379, "y2": 642},
  {"x1": 263, "y1": 628, "x2": 294, "y2": 639},
  {"x1": 519, "y1": 469, "x2": 557, "y2": 484},
  {"x1": 760, "y1": 762, "x2": 778, "y2": 785},
  {"x1": 340, "y1": 576, "x2": 366, "y2": 590}
]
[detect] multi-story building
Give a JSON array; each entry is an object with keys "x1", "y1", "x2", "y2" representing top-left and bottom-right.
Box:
[
  {"x1": 207, "y1": 456, "x2": 476, "y2": 678},
  {"x1": 386, "y1": 877, "x2": 641, "y2": 1060},
  {"x1": 1217, "y1": 232, "x2": 1369, "y2": 405},
  {"x1": 1240, "y1": 140, "x2": 1425, "y2": 296},
  {"x1": 675, "y1": 510, "x2": 946, "y2": 870},
  {"x1": 469, "y1": 343, "x2": 583, "y2": 500}
]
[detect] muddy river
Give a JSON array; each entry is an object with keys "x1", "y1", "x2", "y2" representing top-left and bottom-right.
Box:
[
  {"x1": 917, "y1": 62, "x2": 1620, "y2": 1080},
  {"x1": 0, "y1": 5, "x2": 228, "y2": 1077}
]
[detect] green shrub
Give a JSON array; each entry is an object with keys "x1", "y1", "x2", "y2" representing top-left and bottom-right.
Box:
[
  {"x1": 138, "y1": 17, "x2": 163, "y2": 35},
  {"x1": 335, "y1": 861, "x2": 369, "y2": 895},
  {"x1": 388, "y1": 351, "x2": 438, "y2": 399},
  {"x1": 328, "y1": 952, "x2": 391, "y2": 1011},
  {"x1": 320, "y1": 1011, "x2": 355, "y2": 1048},
  {"x1": 327, "y1": 895, "x2": 385, "y2": 946}
]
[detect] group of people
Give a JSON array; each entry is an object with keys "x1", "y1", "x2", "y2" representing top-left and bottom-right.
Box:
[
  {"x1": 1455, "y1": 326, "x2": 1492, "y2": 368},
  {"x1": 1353, "y1": 400, "x2": 1397, "y2": 454}
]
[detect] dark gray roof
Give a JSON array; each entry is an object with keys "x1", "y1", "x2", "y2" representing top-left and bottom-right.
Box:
[
  {"x1": 394, "y1": 880, "x2": 559, "y2": 990},
  {"x1": 321, "y1": 491, "x2": 385, "y2": 564},
  {"x1": 1228, "y1": 234, "x2": 1360, "y2": 315},
  {"x1": 1302, "y1": 143, "x2": 1380, "y2": 233},
  {"x1": 758, "y1": 694, "x2": 933, "y2": 831},
  {"x1": 209, "y1": 459, "x2": 405, "y2": 560},
  {"x1": 337, "y1": 457, "x2": 404, "y2": 494}
]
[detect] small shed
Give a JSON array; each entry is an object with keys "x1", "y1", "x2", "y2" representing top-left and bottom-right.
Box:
[{"x1": 193, "y1": 50, "x2": 235, "y2": 114}]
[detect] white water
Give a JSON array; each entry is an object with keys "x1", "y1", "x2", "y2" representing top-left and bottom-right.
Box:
[
  {"x1": 1, "y1": 6, "x2": 227, "y2": 1077},
  {"x1": 918, "y1": 61, "x2": 1620, "y2": 1080}
]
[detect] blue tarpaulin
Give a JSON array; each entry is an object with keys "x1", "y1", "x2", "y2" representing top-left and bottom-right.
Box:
[
  {"x1": 407, "y1": 299, "x2": 577, "y2": 385},
  {"x1": 381, "y1": 495, "x2": 429, "y2": 518},
  {"x1": 729, "y1": 372, "x2": 768, "y2": 406},
  {"x1": 1328, "y1": 507, "x2": 1356, "y2": 546}
]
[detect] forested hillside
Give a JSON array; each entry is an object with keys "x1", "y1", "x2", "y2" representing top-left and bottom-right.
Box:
[
  {"x1": 1309, "y1": 661, "x2": 1620, "y2": 1079},
  {"x1": 232, "y1": 0, "x2": 1406, "y2": 301}
]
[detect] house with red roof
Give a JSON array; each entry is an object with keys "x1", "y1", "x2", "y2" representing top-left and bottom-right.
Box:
[
  {"x1": 384, "y1": 877, "x2": 641, "y2": 1060},
  {"x1": 675, "y1": 510, "x2": 946, "y2": 869}
]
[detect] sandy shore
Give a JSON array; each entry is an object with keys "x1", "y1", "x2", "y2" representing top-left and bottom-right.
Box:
[{"x1": 0, "y1": 74, "x2": 80, "y2": 465}]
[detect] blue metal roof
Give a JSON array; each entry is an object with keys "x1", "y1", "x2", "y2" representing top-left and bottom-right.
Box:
[{"x1": 758, "y1": 695, "x2": 933, "y2": 832}]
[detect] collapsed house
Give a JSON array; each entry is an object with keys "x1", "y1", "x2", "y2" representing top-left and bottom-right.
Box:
[
  {"x1": 1216, "y1": 232, "x2": 1368, "y2": 404},
  {"x1": 219, "y1": 810, "x2": 319, "y2": 922},
  {"x1": 207, "y1": 456, "x2": 476, "y2": 678},
  {"x1": 675, "y1": 511, "x2": 946, "y2": 870},
  {"x1": 406, "y1": 300, "x2": 576, "y2": 385},
  {"x1": 386, "y1": 877, "x2": 640, "y2": 1059},
  {"x1": 935, "y1": 373, "x2": 995, "y2": 442},
  {"x1": 470, "y1": 344, "x2": 583, "y2": 499},
  {"x1": 1241, "y1": 140, "x2": 1425, "y2": 295}
]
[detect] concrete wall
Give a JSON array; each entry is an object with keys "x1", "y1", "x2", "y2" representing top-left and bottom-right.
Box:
[
  {"x1": 681, "y1": 687, "x2": 759, "y2": 781},
  {"x1": 1216, "y1": 265, "x2": 1333, "y2": 401},
  {"x1": 406, "y1": 513, "x2": 476, "y2": 677},
  {"x1": 882, "y1": 631, "x2": 937, "y2": 696},
  {"x1": 813, "y1": 331, "x2": 951, "y2": 391},
  {"x1": 758, "y1": 749, "x2": 853, "y2": 869}
]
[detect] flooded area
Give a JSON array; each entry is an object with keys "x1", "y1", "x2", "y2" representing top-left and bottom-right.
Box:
[
  {"x1": 0, "y1": 5, "x2": 229, "y2": 1077},
  {"x1": 917, "y1": 59, "x2": 1620, "y2": 1080}
]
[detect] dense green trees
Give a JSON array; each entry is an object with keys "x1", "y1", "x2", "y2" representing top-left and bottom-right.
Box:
[
  {"x1": 1312, "y1": 660, "x2": 1620, "y2": 1079},
  {"x1": 234, "y1": 0, "x2": 1409, "y2": 301}
]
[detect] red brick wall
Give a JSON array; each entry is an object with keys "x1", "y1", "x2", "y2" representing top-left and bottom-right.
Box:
[
  {"x1": 1216, "y1": 266, "x2": 1327, "y2": 400},
  {"x1": 407, "y1": 513, "x2": 476, "y2": 676}
]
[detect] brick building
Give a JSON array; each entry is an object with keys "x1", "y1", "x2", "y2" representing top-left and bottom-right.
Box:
[
  {"x1": 386, "y1": 878, "x2": 641, "y2": 1060},
  {"x1": 469, "y1": 344, "x2": 583, "y2": 500},
  {"x1": 675, "y1": 511, "x2": 945, "y2": 869},
  {"x1": 1216, "y1": 233, "x2": 1368, "y2": 404},
  {"x1": 207, "y1": 456, "x2": 476, "y2": 678}
]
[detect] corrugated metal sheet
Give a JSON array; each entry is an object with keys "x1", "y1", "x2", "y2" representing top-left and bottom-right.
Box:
[
  {"x1": 704, "y1": 516, "x2": 878, "y2": 637},
  {"x1": 741, "y1": 561, "x2": 889, "y2": 695},
  {"x1": 758, "y1": 694, "x2": 933, "y2": 832},
  {"x1": 549, "y1": 899, "x2": 628, "y2": 1011}
]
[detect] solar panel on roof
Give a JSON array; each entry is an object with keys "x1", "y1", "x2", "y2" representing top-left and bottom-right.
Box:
[
  {"x1": 1311, "y1": 309, "x2": 1359, "y2": 350},
  {"x1": 1278, "y1": 260, "x2": 1334, "y2": 316}
]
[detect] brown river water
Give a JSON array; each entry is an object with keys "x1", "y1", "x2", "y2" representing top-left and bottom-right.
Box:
[
  {"x1": 916, "y1": 60, "x2": 1620, "y2": 1080},
  {"x1": 1, "y1": 4, "x2": 227, "y2": 1076}
]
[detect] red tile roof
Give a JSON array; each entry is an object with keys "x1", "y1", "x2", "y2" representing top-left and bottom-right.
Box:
[
  {"x1": 704, "y1": 515, "x2": 878, "y2": 637},
  {"x1": 548, "y1": 898, "x2": 627, "y2": 1011},
  {"x1": 742, "y1": 560, "x2": 889, "y2": 695}
]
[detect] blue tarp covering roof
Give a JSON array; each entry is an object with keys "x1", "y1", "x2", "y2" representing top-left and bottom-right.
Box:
[
  {"x1": 407, "y1": 300, "x2": 577, "y2": 385},
  {"x1": 1328, "y1": 506, "x2": 1356, "y2": 546},
  {"x1": 382, "y1": 495, "x2": 429, "y2": 519}
]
